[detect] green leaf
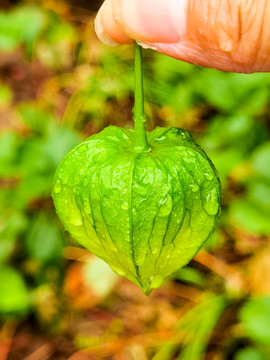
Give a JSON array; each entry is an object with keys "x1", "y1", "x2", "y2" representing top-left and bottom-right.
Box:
[
  {"x1": 1, "y1": 125, "x2": 80, "y2": 208},
  {"x1": 249, "y1": 181, "x2": 270, "y2": 211},
  {"x1": 251, "y1": 143, "x2": 270, "y2": 181},
  {"x1": 235, "y1": 348, "x2": 268, "y2": 360},
  {"x1": 17, "y1": 104, "x2": 56, "y2": 136},
  {"x1": 42, "y1": 127, "x2": 81, "y2": 167},
  {"x1": 0, "y1": 211, "x2": 28, "y2": 263},
  {"x1": 0, "y1": 13, "x2": 19, "y2": 51},
  {"x1": 202, "y1": 115, "x2": 266, "y2": 152},
  {"x1": 198, "y1": 114, "x2": 266, "y2": 183},
  {"x1": 14, "y1": 127, "x2": 79, "y2": 173},
  {"x1": 153, "y1": 294, "x2": 226, "y2": 360},
  {"x1": 25, "y1": 215, "x2": 64, "y2": 263},
  {"x1": 195, "y1": 70, "x2": 270, "y2": 114},
  {"x1": 195, "y1": 71, "x2": 238, "y2": 112},
  {"x1": 0, "y1": 6, "x2": 46, "y2": 54},
  {"x1": 19, "y1": 139, "x2": 51, "y2": 174},
  {"x1": 239, "y1": 296, "x2": 270, "y2": 345},
  {"x1": 0, "y1": 267, "x2": 30, "y2": 315},
  {"x1": 229, "y1": 200, "x2": 270, "y2": 235},
  {"x1": 53, "y1": 126, "x2": 220, "y2": 294},
  {"x1": 174, "y1": 267, "x2": 205, "y2": 287},
  {"x1": 0, "y1": 131, "x2": 20, "y2": 177}
]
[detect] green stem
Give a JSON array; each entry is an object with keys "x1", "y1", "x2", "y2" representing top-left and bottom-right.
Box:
[{"x1": 133, "y1": 42, "x2": 150, "y2": 152}]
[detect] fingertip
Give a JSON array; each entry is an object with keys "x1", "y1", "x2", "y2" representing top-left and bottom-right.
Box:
[
  {"x1": 112, "y1": 0, "x2": 186, "y2": 43},
  {"x1": 95, "y1": 5, "x2": 120, "y2": 47},
  {"x1": 95, "y1": 0, "x2": 132, "y2": 46}
]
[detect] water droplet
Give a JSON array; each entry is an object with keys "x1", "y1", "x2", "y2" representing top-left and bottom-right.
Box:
[
  {"x1": 122, "y1": 188, "x2": 128, "y2": 194},
  {"x1": 151, "y1": 275, "x2": 163, "y2": 289},
  {"x1": 159, "y1": 198, "x2": 165, "y2": 205},
  {"x1": 159, "y1": 195, "x2": 173, "y2": 217},
  {"x1": 204, "y1": 172, "x2": 213, "y2": 181},
  {"x1": 152, "y1": 248, "x2": 158, "y2": 254},
  {"x1": 54, "y1": 180, "x2": 62, "y2": 194},
  {"x1": 156, "y1": 136, "x2": 165, "y2": 141},
  {"x1": 121, "y1": 202, "x2": 129, "y2": 210},
  {"x1": 112, "y1": 267, "x2": 125, "y2": 276},
  {"x1": 166, "y1": 255, "x2": 170, "y2": 259},
  {"x1": 202, "y1": 187, "x2": 219, "y2": 216},
  {"x1": 190, "y1": 183, "x2": 199, "y2": 192},
  {"x1": 135, "y1": 250, "x2": 147, "y2": 266}
]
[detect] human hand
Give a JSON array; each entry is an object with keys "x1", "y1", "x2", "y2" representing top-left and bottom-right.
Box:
[{"x1": 95, "y1": 0, "x2": 270, "y2": 73}]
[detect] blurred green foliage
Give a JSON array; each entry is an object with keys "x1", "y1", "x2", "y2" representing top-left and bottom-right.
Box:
[
  {"x1": 0, "y1": 267, "x2": 30, "y2": 315},
  {"x1": 240, "y1": 297, "x2": 270, "y2": 346},
  {"x1": 0, "y1": 5, "x2": 45, "y2": 54},
  {"x1": 153, "y1": 294, "x2": 226, "y2": 360},
  {"x1": 0, "y1": 1, "x2": 270, "y2": 359}
]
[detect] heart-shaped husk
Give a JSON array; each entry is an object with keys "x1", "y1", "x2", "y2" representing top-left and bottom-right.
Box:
[{"x1": 52, "y1": 43, "x2": 221, "y2": 295}]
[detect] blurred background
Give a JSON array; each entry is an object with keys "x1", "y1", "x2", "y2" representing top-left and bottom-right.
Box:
[{"x1": 0, "y1": 0, "x2": 270, "y2": 359}]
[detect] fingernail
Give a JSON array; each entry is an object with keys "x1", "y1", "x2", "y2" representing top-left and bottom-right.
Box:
[
  {"x1": 95, "y1": 1, "x2": 121, "y2": 46},
  {"x1": 114, "y1": 0, "x2": 188, "y2": 43},
  {"x1": 95, "y1": 0, "x2": 132, "y2": 46}
]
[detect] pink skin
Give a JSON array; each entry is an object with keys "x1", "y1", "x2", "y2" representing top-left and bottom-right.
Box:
[{"x1": 95, "y1": 0, "x2": 270, "y2": 73}]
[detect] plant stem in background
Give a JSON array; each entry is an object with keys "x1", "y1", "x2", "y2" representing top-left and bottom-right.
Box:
[{"x1": 133, "y1": 41, "x2": 150, "y2": 152}]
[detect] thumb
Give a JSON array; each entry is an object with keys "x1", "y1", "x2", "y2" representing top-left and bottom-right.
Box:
[{"x1": 95, "y1": 0, "x2": 270, "y2": 73}]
